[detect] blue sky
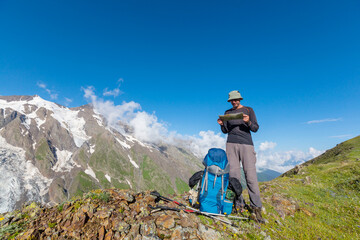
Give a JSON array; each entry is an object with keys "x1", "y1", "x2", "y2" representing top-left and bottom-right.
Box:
[{"x1": 1, "y1": 1, "x2": 360, "y2": 171}]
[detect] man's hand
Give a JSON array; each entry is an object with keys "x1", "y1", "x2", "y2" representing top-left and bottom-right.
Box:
[
  {"x1": 217, "y1": 118, "x2": 224, "y2": 126},
  {"x1": 243, "y1": 114, "x2": 250, "y2": 123}
]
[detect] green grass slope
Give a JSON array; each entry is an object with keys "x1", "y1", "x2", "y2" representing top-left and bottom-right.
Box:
[{"x1": 240, "y1": 135, "x2": 360, "y2": 239}]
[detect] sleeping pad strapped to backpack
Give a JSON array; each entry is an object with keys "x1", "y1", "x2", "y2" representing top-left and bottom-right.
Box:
[{"x1": 189, "y1": 148, "x2": 234, "y2": 214}]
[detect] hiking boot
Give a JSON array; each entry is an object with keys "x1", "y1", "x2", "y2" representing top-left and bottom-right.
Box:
[{"x1": 253, "y1": 207, "x2": 265, "y2": 224}]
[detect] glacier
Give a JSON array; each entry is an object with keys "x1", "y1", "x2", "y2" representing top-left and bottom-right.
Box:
[{"x1": 0, "y1": 136, "x2": 51, "y2": 213}]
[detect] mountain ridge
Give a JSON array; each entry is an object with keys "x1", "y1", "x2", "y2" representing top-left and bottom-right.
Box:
[{"x1": 0, "y1": 95, "x2": 201, "y2": 213}]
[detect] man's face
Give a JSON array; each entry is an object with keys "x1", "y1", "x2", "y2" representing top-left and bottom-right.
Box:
[{"x1": 230, "y1": 99, "x2": 241, "y2": 109}]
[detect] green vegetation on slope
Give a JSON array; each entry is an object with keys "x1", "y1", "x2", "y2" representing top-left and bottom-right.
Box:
[
  {"x1": 240, "y1": 135, "x2": 360, "y2": 239},
  {"x1": 77, "y1": 149, "x2": 87, "y2": 167},
  {"x1": 175, "y1": 177, "x2": 189, "y2": 194},
  {"x1": 90, "y1": 146, "x2": 130, "y2": 177},
  {"x1": 111, "y1": 178, "x2": 130, "y2": 190},
  {"x1": 34, "y1": 139, "x2": 57, "y2": 176},
  {"x1": 86, "y1": 135, "x2": 134, "y2": 191},
  {"x1": 95, "y1": 171, "x2": 112, "y2": 189},
  {"x1": 68, "y1": 171, "x2": 100, "y2": 197},
  {"x1": 141, "y1": 155, "x2": 175, "y2": 195}
]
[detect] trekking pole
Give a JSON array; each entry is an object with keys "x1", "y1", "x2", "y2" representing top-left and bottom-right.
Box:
[
  {"x1": 148, "y1": 204, "x2": 190, "y2": 213},
  {"x1": 150, "y1": 191, "x2": 237, "y2": 225},
  {"x1": 151, "y1": 191, "x2": 186, "y2": 207},
  {"x1": 150, "y1": 191, "x2": 248, "y2": 220}
]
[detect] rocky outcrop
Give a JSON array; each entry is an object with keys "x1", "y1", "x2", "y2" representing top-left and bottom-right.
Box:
[{"x1": 0, "y1": 189, "x2": 242, "y2": 240}]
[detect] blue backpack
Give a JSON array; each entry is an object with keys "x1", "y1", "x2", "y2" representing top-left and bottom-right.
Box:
[{"x1": 198, "y1": 148, "x2": 233, "y2": 214}]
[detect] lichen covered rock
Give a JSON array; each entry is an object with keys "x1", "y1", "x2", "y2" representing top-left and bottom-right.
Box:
[{"x1": 0, "y1": 189, "x2": 243, "y2": 239}]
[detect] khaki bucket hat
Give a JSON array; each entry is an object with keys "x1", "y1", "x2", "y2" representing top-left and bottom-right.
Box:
[{"x1": 227, "y1": 90, "x2": 243, "y2": 102}]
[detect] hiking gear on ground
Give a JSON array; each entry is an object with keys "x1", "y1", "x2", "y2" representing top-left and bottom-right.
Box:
[
  {"x1": 219, "y1": 113, "x2": 244, "y2": 121},
  {"x1": 188, "y1": 172, "x2": 244, "y2": 215},
  {"x1": 150, "y1": 191, "x2": 248, "y2": 221},
  {"x1": 149, "y1": 191, "x2": 238, "y2": 225},
  {"x1": 228, "y1": 90, "x2": 243, "y2": 101},
  {"x1": 149, "y1": 204, "x2": 189, "y2": 213},
  {"x1": 150, "y1": 204, "x2": 248, "y2": 220},
  {"x1": 188, "y1": 154, "x2": 245, "y2": 215},
  {"x1": 151, "y1": 191, "x2": 185, "y2": 207},
  {"x1": 198, "y1": 148, "x2": 231, "y2": 214}
]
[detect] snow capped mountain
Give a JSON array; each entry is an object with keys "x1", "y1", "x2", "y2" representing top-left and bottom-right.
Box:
[
  {"x1": 0, "y1": 95, "x2": 89, "y2": 146},
  {"x1": 0, "y1": 95, "x2": 201, "y2": 213}
]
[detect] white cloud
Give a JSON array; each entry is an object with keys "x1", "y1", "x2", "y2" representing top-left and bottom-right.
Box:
[
  {"x1": 82, "y1": 86, "x2": 227, "y2": 157},
  {"x1": 82, "y1": 86, "x2": 140, "y2": 130},
  {"x1": 37, "y1": 83, "x2": 46, "y2": 89},
  {"x1": 329, "y1": 134, "x2": 352, "y2": 139},
  {"x1": 188, "y1": 131, "x2": 226, "y2": 158},
  {"x1": 128, "y1": 111, "x2": 168, "y2": 143},
  {"x1": 50, "y1": 93, "x2": 58, "y2": 100},
  {"x1": 103, "y1": 88, "x2": 122, "y2": 97},
  {"x1": 83, "y1": 86, "x2": 166, "y2": 143},
  {"x1": 37, "y1": 82, "x2": 58, "y2": 100},
  {"x1": 308, "y1": 147, "x2": 323, "y2": 156},
  {"x1": 64, "y1": 98, "x2": 73, "y2": 106},
  {"x1": 256, "y1": 143, "x2": 324, "y2": 173},
  {"x1": 103, "y1": 78, "x2": 124, "y2": 97},
  {"x1": 306, "y1": 118, "x2": 341, "y2": 124},
  {"x1": 259, "y1": 141, "x2": 277, "y2": 151}
]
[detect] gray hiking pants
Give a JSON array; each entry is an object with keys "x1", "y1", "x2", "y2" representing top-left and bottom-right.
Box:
[{"x1": 226, "y1": 142, "x2": 262, "y2": 208}]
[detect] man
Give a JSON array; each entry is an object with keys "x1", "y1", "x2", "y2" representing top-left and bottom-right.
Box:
[{"x1": 217, "y1": 90, "x2": 265, "y2": 223}]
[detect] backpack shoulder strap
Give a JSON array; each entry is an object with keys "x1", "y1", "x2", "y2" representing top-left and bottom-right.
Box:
[{"x1": 201, "y1": 167, "x2": 209, "y2": 194}]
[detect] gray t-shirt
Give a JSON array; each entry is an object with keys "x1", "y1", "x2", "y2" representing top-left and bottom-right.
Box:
[{"x1": 220, "y1": 106, "x2": 259, "y2": 145}]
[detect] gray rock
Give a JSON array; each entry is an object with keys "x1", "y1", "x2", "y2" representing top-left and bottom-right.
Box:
[{"x1": 198, "y1": 224, "x2": 221, "y2": 240}]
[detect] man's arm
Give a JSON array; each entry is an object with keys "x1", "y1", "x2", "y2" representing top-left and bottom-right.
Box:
[
  {"x1": 218, "y1": 118, "x2": 229, "y2": 133},
  {"x1": 244, "y1": 107, "x2": 259, "y2": 132},
  {"x1": 218, "y1": 111, "x2": 229, "y2": 133}
]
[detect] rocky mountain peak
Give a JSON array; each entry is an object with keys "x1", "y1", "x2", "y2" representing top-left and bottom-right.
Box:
[{"x1": 0, "y1": 95, "x2": 201, "y2": 214}]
